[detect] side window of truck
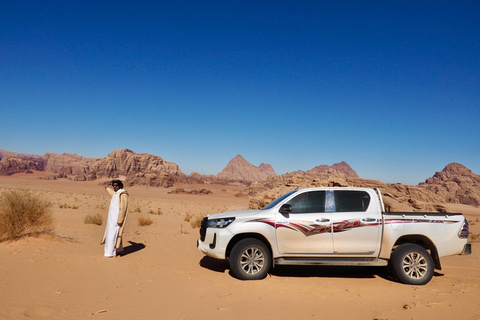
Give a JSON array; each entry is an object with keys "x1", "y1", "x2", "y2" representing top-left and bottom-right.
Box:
[
  {"x1": 334, "y1": 191, "x2": 371, "y2": 212},
  {"x1": 286, "y1": 191, "x2": 326, "y2": 213}
]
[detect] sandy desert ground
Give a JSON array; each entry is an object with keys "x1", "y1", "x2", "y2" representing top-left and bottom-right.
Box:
[{"x1": 0, "y1": 172, "x2": 479, "y2": 320}]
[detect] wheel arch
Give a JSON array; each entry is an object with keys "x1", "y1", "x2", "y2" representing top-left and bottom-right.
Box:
[
  {"x1": 393, "y1": 234, "x2": 441, "y2": 270},
  {"x1": 226, "y1": 233, "x2": 273, "y2": 262}
]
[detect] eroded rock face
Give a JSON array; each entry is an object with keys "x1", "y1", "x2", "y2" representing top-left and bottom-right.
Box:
[
  {"x1": 248, "y1": 176, "x2": 446, "y2": 213},
  {"x1": 307, "y1": 161, "x2": 359, "y2": 178},
  {"x1": 420, "y1": 163, "x2": 480, "y2": 206},
  {"x1": 217, "y1": 155, "x2": 277, "y2": 182},
  {"x1": 0, "y1": 156, "x2": 45, "y2": 175},
  {"x1": 88, "y1": 149, "x2": 185, "y2": 187},
  {"x1": 45, "y1": 153, "x2": 93, "y2": 176},
  {"x1": 0, "y1": 148, "x2": 184, "y2": 187}
]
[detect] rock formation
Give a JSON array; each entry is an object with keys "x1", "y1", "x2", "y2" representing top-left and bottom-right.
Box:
[
  {"x1": 248, "y1": 176, "x2": 447, "y2": 213},
  {"x1": 419, "y1": 163, "x2": 480, "y2": 206},
  {"x1": 1, "y1": 148, "x2": 478, "y2": 209},
  {"x1": 85, "y1": 149, "x2": 185, "y2": 187},
  {"x1": 0, "y1": 155, "x2": 46, "y2": 175},
  {"x1": 307, "y1": 161, "x2": 359, "y2": 178},
  {"x1": 44, "y1": 153, "x2": 93, "y2": 176},
  {"x1": 217, "y1": 155, "x2": 277, "y2": 182},
  {"x1": 0, "y1": 148, "x2": 184, "y2": 187}
]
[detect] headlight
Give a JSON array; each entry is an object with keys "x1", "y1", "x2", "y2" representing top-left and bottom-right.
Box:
[{"x1": 207, "y1": 217, "x2": 235, "y2": 228}]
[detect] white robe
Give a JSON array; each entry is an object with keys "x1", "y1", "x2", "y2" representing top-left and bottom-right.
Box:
[{"x1": 104, "y1": 189, "x2": 122, "y2": 257}]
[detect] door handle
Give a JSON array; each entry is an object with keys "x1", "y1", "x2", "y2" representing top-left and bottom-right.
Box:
[
  {"x1": 316, "y1": 218, "x2": 330, "y2": 223},
  {"x1": 362, "y1": 218, "x2": 377, "y2": 222}
]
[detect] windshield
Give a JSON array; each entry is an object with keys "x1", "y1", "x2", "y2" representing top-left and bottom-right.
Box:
[{"x1": 262, "y1": 190, "x2": 298, "y2": 210}]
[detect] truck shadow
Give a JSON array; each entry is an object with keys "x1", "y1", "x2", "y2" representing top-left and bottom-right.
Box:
[
  {"x1": 199, "y1": 256, "x2": 229, "y2": 273},
  {"x1": 199, "y1": 257, "x2": 445, "y2": 283},
  {"x1": 270, "y1": 265, "x2": 392, "y2": 281}
]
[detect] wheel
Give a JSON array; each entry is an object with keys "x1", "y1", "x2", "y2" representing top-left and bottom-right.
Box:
[
  {"x1": 390, "y1": 244, "x2": 434, "y2": 285},
  {"x1": 229, "y1": 239, "x2": 271, "y2": 280}
]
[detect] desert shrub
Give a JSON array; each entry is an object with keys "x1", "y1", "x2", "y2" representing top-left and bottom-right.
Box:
[
  {"x1": 184, "y1": 212, "x2": 193, "y2": 222},
  {"x1": 179, "y1": 224, "x2": 189, "y2": 234},
  {"x1": 84, "y1": 213, "x2": 103, "y2": 225},
  {"x1": 138, "y1": 216, "x2": 153, "y2": 226},
  {"x1": 0, "y1": 189, "x2": 53, "y2": 242},
  {"x1": 190, "y1": 215, "x2": 203, "y2": 229},
  {"x1": 148, "y1": 208, "x2": 163, "y2": 215},
  {"x1": 134, "y1": 206, "x2": 141, "y2": 213},
  {"x1": 470, "y1": 232, "x2": 479, "y2": 242}
]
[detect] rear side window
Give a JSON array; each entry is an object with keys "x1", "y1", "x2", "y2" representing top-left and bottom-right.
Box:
[
  {"x1": 334, "y1": 191, "x2": 371, "y2": 212},
  {"x1": 286, "y1": 191, "x2": 326, "y2": 213}
]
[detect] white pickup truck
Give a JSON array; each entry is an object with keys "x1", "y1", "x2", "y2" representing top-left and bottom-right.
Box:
[{"x1": 198, "y1": 187, "x2": 471, "y2": 285}]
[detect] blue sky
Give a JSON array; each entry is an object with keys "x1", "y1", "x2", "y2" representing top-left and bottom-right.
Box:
[{"x1": 1, "y1": 1, "x2": 479, "y2": 184}]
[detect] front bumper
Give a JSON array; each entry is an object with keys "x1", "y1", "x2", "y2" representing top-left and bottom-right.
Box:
[{"x1": 197, "y1": 227, "x2": 234, "y2": 260}]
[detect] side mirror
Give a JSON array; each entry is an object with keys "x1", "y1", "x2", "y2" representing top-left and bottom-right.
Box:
[{"x1": 279, "y1": 204, "x2": 292, "y2": 214}]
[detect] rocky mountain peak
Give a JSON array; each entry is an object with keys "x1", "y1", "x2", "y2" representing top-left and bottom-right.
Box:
[
  {"x1": 420, "y1": 162, "x2": 480, "y2": 206},
  {"x1": 217, "y1": 155, "x2": 277, "y2": 182},
  {"x1": 306, "y1": 161, "x2": 359, "y2": 178}
]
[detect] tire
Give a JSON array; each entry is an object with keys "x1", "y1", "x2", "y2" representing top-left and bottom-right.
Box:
[
  {"x1": 229, "y1": 239, "x2": 271, "y2": 280},
  {"x1": 390, "y1": 244, "x2": 434, "y2": 285}
]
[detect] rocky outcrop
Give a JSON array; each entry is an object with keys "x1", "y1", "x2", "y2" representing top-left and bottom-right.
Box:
[
  {"x1": 307, "y1": 161, "x2": 359, "y2": 178},
  {"x1": 217, "y1": 155, "x2": 277, "y2": 182},
  {"x1": 248, "y1": 176, "x2": 446, "y2": 213},
  {"x1": 0, "y1": 156, "x2": 46, "y2": 175},
  {"x1": 419, "y1": 163, "x2": 480, "y2": 206},
  {"x1": 170, "y1": 188, "x2": 212, "y2": 195},
  {"x1": 45, "y1": 153, "x2": 93, "y2": 176},
  {"x1": 86, "y1": 149, "x2": 185, "y2": 187},
  {"x1": 0, "y1": 148, "x2": 184, "y2": 187}
]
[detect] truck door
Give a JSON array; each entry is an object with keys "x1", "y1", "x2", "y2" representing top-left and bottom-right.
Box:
[
  {"x1": 331, "y1": 190, "x2": 382, "y2": 255},
  {"x1": 275, "y1": 191, "x2": 334, "y2": 254}
]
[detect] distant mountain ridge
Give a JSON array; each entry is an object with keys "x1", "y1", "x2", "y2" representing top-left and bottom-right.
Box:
[
  {"x1": 0, "y1": 149, "x2": 184, "y2": 187},
  {"x1": 1, "y1": 149, "x2": 479, "y2": 209}
]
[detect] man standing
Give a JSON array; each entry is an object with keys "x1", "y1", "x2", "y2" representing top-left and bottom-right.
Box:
[{"x1": 101, "y1": 180, "x2": 129, "y2": 258}]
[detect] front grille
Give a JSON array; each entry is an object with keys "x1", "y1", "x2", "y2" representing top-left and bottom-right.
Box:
[{"x1": 199, "y1": 217, "x2": 208, "y2": 241}]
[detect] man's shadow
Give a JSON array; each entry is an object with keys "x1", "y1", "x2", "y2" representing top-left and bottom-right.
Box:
[{"x1": 122, "y1": 241, "x2": 146, "y2": 256}]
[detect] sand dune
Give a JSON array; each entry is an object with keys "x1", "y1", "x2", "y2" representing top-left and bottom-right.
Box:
[{"x1": 0, "y1": 174, "x2": 479, "y2": 319}]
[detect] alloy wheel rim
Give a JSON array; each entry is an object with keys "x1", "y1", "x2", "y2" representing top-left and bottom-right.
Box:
[
  {"x1": 402, "y1": 252, "x2": 428, "y2": 279},
  {"x1": 240, "y1": 247, "x2": 265, "y2": 275}
]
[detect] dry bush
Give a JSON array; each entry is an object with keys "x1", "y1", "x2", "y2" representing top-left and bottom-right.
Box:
[
  {"x1": 184, "y1": 212, "x2": 193, "y2": 222},
  {"x1": 134, "y1": 206, "x2": 142, "y2": 213},
  {"x1": 470, "y1": 232, "x2": 480, "y2": 242},
  {"x1": 138, "y1": 215, "x2": 153, "y2": 226},
  {"x1": 190, "y1": 215, "x2": 203, "y2": 229},
  {"x1": 0, "y1": 189, "x2": 53, "y2": 242},
  {"x1": 179, "y1": 224, "x2": 189, "y2": 234},
  {"x1": 148, "y1": 208, "x2": 163, "y2": 215},
  {"x1": 84, "y1": 213, "x2": 103, "y2": 225}
]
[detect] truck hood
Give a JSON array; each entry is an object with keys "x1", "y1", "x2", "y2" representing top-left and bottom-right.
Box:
[{"x1": 207, "y1": 209, "x2": 262, "y2": 220}]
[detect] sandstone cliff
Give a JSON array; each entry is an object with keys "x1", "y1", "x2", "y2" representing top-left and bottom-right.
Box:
[
  {"x1": 248, "y1": 176, "x2": 447, "y2": 213},
  {"x1": 0, "y1": 149, "x2": 184, "y2": 187},
  {"x1": 83, "y1": 149, "x2": 185, "y2": 187},
  {"x1": 44, "y1": 153, "x2": 93, "y2": 176},
  {"x1": 0, "y1": 155, "x2": 46, "y2": 175}
]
